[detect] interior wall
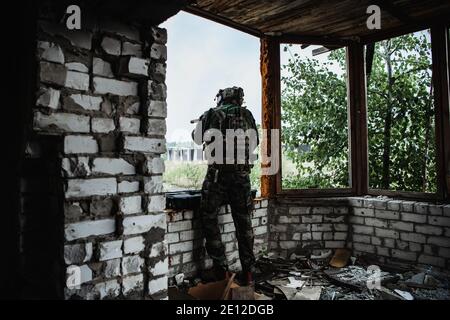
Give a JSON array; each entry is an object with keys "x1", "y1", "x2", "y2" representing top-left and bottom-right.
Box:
[
  {"x1": 268, "y1": 197, "x2": 450, "y2": 270},
  {"x1": 25, "y1": 5, "x2": 169, "y2": 299}
]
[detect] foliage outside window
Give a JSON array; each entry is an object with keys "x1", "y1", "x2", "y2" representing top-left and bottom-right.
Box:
[
  {"x1": 367, "y1": 30, "x2": 436, "y2": 193},
  {"x1": 280, "y1": 45, "x2": 350, "y2": 189}
]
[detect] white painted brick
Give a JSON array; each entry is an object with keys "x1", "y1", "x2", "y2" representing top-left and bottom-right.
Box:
[
  {"x1": 168, "y1": 220, "x2": 192, "y2": 233},
  {"x1": 92, "y1": 158, "x2": 135, "y2": 175},
  {"x1": 148, "y1": 195, "x2": 165, "y2": 212},
  {"x1": 334, "y1": 232, "x2": 347, "y2": 240},
  {"x1": 401, "y1": 213, "x2": 427, "y2": 223},
  {"x1": 66, "y1": 264, "x2": 92, "y2": 286},
  {"x1": 429, "y1": 205, "x2": 444, "y2": 216},
  {"x1": 150, "y1": 43, "x2": 167, "y2": 60},
  {"x1": 353, "y1": 234, "x2": 371, "y2": 243},
  {"x1": 416, "y1": 225, "x2": 443, "y2": 236},
  {"x1": 119, "y1": 57, "x2": 149, "y2": 78},
  {"x1": 150, "y1": 258, "x2": 168, "y2": 276},
  {"x1": 147, "y1": 100, "x2": 167, "y2": 118},
  {"x1": 409, "y1": 242, "x2": 422, "y2": 252},
  {"x1": 95, "y1": 280, "x2": 120, "y2": 299},
  {"x1": 389, "y1": 221, "x2": 414, "y2": 232},
  {"x1": 123, "y1": 213, "x2": 166, "y2": 235},
  {"x1": 118, "y1": 180, "x2": 140, "y2": 193},
  {"x1": 371, "y1": 236, "x2": 382, "y2": 245},
  {"x1": 65, "y1": 178, "x2": 117, "y2": 198},
  {"x1": 37, "y1": 87, "x2": 60, "y2": 109},
  {"x1": 65, "y1": 71, "x2": 89, "y2": 91},
  {"x1": 400, "y1": 232, "x2": 426, "y2": 243},
  {"x1": 124, "y1": 137, "x2": 166, "y2": 154},
  {"x1": 223, "y1": 223, "x2": 236, "y2": 233},
  {"x1": 122, "y1": 274, "x2": 144, "y2": 295},
  {"x1": 375, "y1": 209, "x2": 399, "y2": 220},
  {"x1": 150, "y1": 241, "x2": 168, "y2": 258},
  {"x1": 64, "y1": 243, "x2": 93, "y2": 264},
  {"x1": 312, "y1": 207, "x2": 333, "y2": 214},
  {"x1": 62, "y1": 157, "x2": 91, "y2": 177},
  {"x1": 144, "y1": 175, "x2": 164, "y2": 194},
  {"x1": 254, "y1": 225, "x2": 268, "y2": 236},
  {"x1": 34, "y1": 111, "x2": 90, "y2": 133},
  {"x1": 349, "y1": 216, "x2": 365, "y2": 224},
  {"x1": 144, "y1": 157, "x2": 165, "y2": 175},
  {"x1": 93, "y1": 57, "x2": 114, "y2": 78},
  {"x1": 289, "y1": 207, "x2": 311, "y2": 215},
  {"x1": 387, "y1": 200, "x2": 402, "y2": 211},
  {"x1": 353, "y1": 243, "x2": 375, "y2": 253},
  {"x1": 120, "y1": 196, "x2": 142, "y2": 215},
  {"x1": 348, "y1": 197, "x2": 364, "y2": 207},
  {"x1": 429, "y1": 216, "x2": 450, "y2": 227},
  {"x1": 38, "y1": 41, "x2": 64, "y2": 64},
  {"x1": 147, "y1": 119, "x2": 167, "y2": 136},
  {"x1": 183, "y1": 252, "x2": 194, "y2": 262},
  {"x1": 179, "y1": 230, "x2": 196, "y2": 241},
  {"x1": 104, "y1": 259, "x2": 121, "y2": 278},
  {"x1": 169, "y1": 254, "x2": 181, "y2": 266},
  {"x1": 70, "y1": 94, "x2": 103, "y2": 111},
  {"x1": 166, "y1": 233, "x2": 179, "y2": 244},
  {"x1": 169, "y1": 241, "x2": 193, "y2": 254},
  {"x1": 101, "y1": 37, "x2": 121, "y2": 55},
  {"x1": 122, "y1": 255, "x2": 144, "y2": 275},
  {"x1": 365, "y1": 218, "x2": 388, "y2": 228},
  {"x1": 149, "y1": 276, "x2": 167, "y2": 295},
  {"x1": 401, "y1": 201, "x2": 415, "y2": 212},
  {"x1": 302, "y1": 215, "x2": 323, "y2": 223},
  {"x1": 122, "y1": 42, "x2": 142, "y2": 57},
  {"x1": 353, "y1": 208, "x2": 374, "y2": 217},
  {"x1": 375, "y1": 228, "x2": 399, "y2": 239},
  {"x1": 92, "y1": 118, "x2": 115, "y2": 133},
  {"x1": 66, "y1": 62, "x2": 88, "y2": 73},
  {"x1": 124, "y1": 236, "x2": 145, "y2": 254},
  {"x1": 99, "y1": 240, "x2": 123, "y2": 261},
  {"x1": 253, "y1": 208, "x2": 268, "y2": 218},
  {"x1": 65, "y1": 219, "x2": 115, "y2": 241},
  {"x1": 414, "y1": 203, "x2": 429, "y2": 214},
  {"x1": 64, "y1": 135, "x2": 98, "y2": 154},
  {"x1": 352, "y1": 225, "x2": 373, "y2": 234},
  {"x1": 311, "y1": 224, "x2": 333, "y2": 232},
  {"x1": 119, "y1": 117, "x2": 140, "y2": 134},
  {"x1": 384, "y1": 238, "x2": 395, "y2": 248},
  {"x1": 183, "y1": 211, "x2": 194, "y2": 220},
  {"x1": 93, "y1": 77, "x2": 138, "y2": 96}
]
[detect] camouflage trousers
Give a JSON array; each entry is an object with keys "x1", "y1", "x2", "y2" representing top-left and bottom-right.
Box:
[{"x1": 199, "y1": 165, "x2": 256, "y2": 272}]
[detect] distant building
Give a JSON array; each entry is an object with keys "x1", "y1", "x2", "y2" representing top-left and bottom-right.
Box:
[{"x1": 167, "y1": 145, "x2": 204, "y2": 162}]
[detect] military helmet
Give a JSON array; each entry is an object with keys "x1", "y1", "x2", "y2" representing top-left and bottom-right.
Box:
[{"x1": 216, "y1": 86, "x2": 244, "y2": 106}]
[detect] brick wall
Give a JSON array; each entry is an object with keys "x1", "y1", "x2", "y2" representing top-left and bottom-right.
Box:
[
  {"x1": 24, "y1": 10, "x2": 169, "y2": 299},
  {"x1": 349, "y1": 197, "x2": 450, "y2": 269},
  {"x1": 166, "y1": 198, "x2": 269, "y2": 279},
  {"x1": 268, "y1": 197, "x2": 450, "y2": 270}
]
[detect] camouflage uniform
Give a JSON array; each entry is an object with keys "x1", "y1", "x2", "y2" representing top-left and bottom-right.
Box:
[{"x1": 192, "y1": 87, "x2": 259, "y2": 273}]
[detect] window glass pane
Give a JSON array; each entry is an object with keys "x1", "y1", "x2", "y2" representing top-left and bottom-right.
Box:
[
  {"x1": 366, "y1": 30, "x2": 436, "y2": 193},
  {"x1": 280, "y1": 44, "x2": 350, "y2": 189}
]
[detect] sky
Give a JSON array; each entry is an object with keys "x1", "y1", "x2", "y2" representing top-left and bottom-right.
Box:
[{"x1": 161, "y1": 12, "x2": 262, "y2": 143}]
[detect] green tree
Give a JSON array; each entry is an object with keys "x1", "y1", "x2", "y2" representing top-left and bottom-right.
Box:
[{"x1": 282, "y1": 31, "x2": 436, "y2": 192}]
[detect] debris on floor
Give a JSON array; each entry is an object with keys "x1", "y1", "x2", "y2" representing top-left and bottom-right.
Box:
[{"x1": 168, "y1": 250, "x2": 450, "y2": 300}]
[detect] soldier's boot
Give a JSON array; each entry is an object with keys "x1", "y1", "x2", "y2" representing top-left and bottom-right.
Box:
[{"x1": 200, "y1": 263, "x2": 229, "y2": 283}]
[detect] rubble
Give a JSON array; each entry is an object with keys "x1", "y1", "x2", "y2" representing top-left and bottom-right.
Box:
[{"x1": 168, "y1": 248, "x2": 450, "y2": 301}]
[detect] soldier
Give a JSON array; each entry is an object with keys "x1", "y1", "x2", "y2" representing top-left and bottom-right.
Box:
[{"x1": 192, "y1": 87, "x2": 259, "y2": 285}]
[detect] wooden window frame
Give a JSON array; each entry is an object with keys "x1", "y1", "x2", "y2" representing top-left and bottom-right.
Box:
[{"x1": 261, "y1": 23, "x2": 450, "y2": 203}]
